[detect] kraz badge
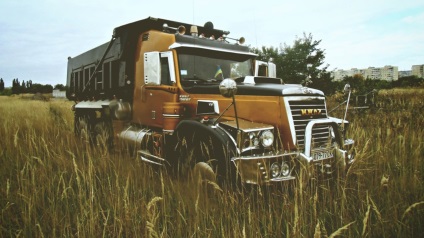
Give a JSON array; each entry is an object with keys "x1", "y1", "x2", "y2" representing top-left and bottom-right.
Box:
[{"x1": 301, "y1": 108, "x2": 322, "y2": 116}]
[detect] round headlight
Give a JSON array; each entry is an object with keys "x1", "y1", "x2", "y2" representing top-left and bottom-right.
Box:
[
  {"x1": 281, "y1": 162, "x2": 290, "y2": 177},
  {"x1": 249, "y1": 132, "x2": 255, "y2": 140},
  {"x1": 270, "y1": 162, "x2": 281, "y2": 178},
  {"x1": 261, "y1": 130, "x2": 274, "y2": 147}
]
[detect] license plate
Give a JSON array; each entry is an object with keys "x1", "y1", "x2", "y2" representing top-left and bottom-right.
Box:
[{"x1": 312, "y1": 150, "x2": 334, "y2": 161}]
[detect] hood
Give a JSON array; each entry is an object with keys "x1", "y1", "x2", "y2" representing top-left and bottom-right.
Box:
[{"x1": 182, "y1": 77, "x2": 324, "y2": 96}]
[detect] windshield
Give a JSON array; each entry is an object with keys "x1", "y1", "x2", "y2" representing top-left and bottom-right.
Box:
[{"x1": 177, "y1": 48, "x2": 254, "y2": 85}]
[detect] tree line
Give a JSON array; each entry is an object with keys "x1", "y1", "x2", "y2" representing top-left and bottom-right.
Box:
[
  {"x1": 11, "y1": 78, "x2": 53, "y2": 94},
  {"x1": 0, "y1": 78, "x2": 67, "y2": 96}
]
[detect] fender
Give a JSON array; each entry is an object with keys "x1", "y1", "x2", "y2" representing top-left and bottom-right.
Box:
[
  {"x1": 173, "y1": 120, "x2": 236, "y2": 154},
  {"x1": 172, "y1": 119, "x2": 238, "y2": 183},
  {"x1": 74, "y1": 100, "x2": 111, "y2": 109}
]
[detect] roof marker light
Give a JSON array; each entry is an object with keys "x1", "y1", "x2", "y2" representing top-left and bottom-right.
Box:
[{"x1": 190, "y1": 26, "x2": 198, "y2": 37}]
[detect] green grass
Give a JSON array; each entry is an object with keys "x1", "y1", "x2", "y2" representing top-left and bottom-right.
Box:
[{"x1": 1, "y1": 89, "x2": 423, "y2": 237}]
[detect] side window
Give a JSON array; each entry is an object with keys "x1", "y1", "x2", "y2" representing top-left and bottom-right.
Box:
[
  {"x1": 160, "y1": 57, "x2": 171, "y2": 85},
  {"x1": 144, "y1": 51, "x2": 175, "y2": 86},
  {"x1": 258, "y1": 64, "x2": 268, "y2": 77},
  {"x1": 160, "y1": 51, "x2": 175, "y2": 85}
]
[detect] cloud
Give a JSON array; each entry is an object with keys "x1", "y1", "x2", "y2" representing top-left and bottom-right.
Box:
[{"x1": 402, "y1": 12, "x2": 424, "y2": 24}]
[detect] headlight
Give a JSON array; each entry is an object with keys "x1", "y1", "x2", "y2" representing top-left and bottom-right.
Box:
[
  {"x1": 261, "y1": 130, "x2": 274, "y2": 147},
  {"x1": 253, "y1": 137, "x2": 260, "y2": 146},
  {"x1": 281, "y1": 162, "x2": 290, "y2": 177}
]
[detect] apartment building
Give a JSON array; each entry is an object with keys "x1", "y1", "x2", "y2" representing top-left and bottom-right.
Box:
[
  {"x1": 333, "y1": 65, "x2": 398, "y2": 81},
  {"x1": 412, "y1": 64, "x2": 424, "y2": 78}
]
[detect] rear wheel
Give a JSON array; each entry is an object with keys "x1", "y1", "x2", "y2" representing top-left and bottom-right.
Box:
[
  {"x1": 75, "y1": 115, "x2": 92, "y2": 143},
  {"x1": 74, "y1": 111, "x2": 113, "y2": 150}
]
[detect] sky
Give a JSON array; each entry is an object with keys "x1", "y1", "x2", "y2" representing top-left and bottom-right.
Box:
[{"x1": 0, "y1": 0, "x2": 423, "y2": 87}]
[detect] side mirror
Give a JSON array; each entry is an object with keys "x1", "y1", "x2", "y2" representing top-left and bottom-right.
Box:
[
  {"x1": 217, "y1": 78, "x2": 240, "y2": 130},
  {"x1": 219, "y1": 78, "x2": 237, "y2": 98}
]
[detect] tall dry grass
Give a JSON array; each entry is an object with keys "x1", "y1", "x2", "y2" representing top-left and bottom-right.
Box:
[{"x1": 0, "y1": 89, "x2": 423, "y2": 237}]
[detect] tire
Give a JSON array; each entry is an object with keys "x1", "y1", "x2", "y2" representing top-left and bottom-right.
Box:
[
  {"x1": 74, "y1": 111, "x2": 113, "y2": 150},
  {"x1": 174, "y1": 131, "x2": 239, "y2": 190},
  {"x1": 75, "y1": 115, "x2": 91, "y2": 143},
  {"x1": 193, "y1": 162, "x2": 217, "y2": 184}
]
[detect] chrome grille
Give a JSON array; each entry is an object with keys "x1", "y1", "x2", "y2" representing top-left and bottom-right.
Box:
[{"x1": 288, "y1": 99, "x2": 330, "y2": 148}]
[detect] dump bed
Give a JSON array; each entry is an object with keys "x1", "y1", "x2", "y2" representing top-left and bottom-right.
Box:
[{"x1": 66, "y1": 16, "x2": 229, "y2": 101}]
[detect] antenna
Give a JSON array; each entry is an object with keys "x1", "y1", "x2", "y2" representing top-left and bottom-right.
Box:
[{"x1": 192, "y1": 0, "x2": 195, "y2": 25}]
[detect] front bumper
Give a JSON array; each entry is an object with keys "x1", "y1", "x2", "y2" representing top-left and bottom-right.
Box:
[
  {"x1": 232, "y1": 146, "x2": 354, "y2": 185},
  {"x1": 299, "y1": 119, "x2": 355, "y2": 168},
  {"x1": 232, "y1": 119, "x2": 355, "y2": 185},
  {"x1": 232, "y1": 151, "x2": 297, "y2": 185}
]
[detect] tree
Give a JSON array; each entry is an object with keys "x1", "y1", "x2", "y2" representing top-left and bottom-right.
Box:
[
  {"x1": 54, "y1": 84, "x2": 66, "y2": 91},
  {"x1": 29, "y1": 83, "x2": 53, "y2": 94},
  {"x1": 26, "y1": 80, "x2": 33, "y2": 90},
  {"x1": 12, "y1": 78, "x2": 21, "y2": 94},
  {"x1": 251, "y1": 45, "x2": 284, "y2": 77},
  {"x1": 279, "y1": 33, "x2": 329, "y2": 85},
  {"x1": 21, "y1": 80, "x2": 26, "y2": 93},
  {"x1": 0, "y1": 78, "x2": 4, "y2": 92},
  {"x1": 251, "y1": 33, "x2": 337, "y2": 94},
  {"x1": 393, "y1": 76, "x2": 424, "y2": 88}
]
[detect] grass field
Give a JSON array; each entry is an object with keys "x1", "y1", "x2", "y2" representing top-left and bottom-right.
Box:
[{"x1": 1, "y1": 89, "x2": 423, "y2": 237}]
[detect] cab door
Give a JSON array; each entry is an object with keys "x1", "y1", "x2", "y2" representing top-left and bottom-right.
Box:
[{"x1": 137, "y1": 51, "x2": 179, "y2": 128}]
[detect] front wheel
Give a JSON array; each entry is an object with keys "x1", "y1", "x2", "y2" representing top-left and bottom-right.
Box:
[
  {"x1": 174, "y1": 132, "x2": 239, "y2": 190},
  {"x1": 193, "y1": 162, "x2": 216, "y2": 183}
]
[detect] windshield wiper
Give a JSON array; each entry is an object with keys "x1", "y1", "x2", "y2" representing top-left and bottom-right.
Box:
[{"x1": 181, "y1": 76, "x2": 220, "y2": 85}]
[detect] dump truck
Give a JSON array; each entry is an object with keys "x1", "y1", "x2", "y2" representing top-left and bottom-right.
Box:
[{"x1": 66, "y1": 17, "x2": 355, "y2": 186}]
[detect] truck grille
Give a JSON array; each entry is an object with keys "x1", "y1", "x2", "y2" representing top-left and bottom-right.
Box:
[{"x1": 288, "y1": 99, "x2": 330, "y2": 148}]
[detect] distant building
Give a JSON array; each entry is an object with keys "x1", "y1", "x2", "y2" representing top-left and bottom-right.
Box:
[
  {"x1": 52, "y1": 89, "x2": 66, "y2": 98},
  {"x1": 381, "y1": 65, "x2": 398, "y2": 81},
  {"x1": 332, "y1": 69, "x2": 350, "y2": 81},
  {"x1": 332, "y1": 68, "x2": 363, "y2": 81},
  {"x1": 332, "y1": 65, "x2": 398, "y2": 81},
  {"x1": 412, "y1": 64, "x2": 424, "y2": 78},
  {"x1": 398, "y1": 70, "x2": 412, "y2": 78},
  {"x1": 364, "y1": 67, "x2": 381, "y2": 80}
]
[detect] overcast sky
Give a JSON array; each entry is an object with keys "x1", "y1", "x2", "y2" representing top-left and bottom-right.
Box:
[{"x1": 0, "y1": 0, "x2": 423, "y2": 87}]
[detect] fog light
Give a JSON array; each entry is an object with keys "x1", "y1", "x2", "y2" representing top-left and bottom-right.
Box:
[
  {"x1": 270, "y1": 162, "x2": 281, "y2": 178},
  {"x1": 281, "y1": 162, "x2": 290, "y2": 177}
]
